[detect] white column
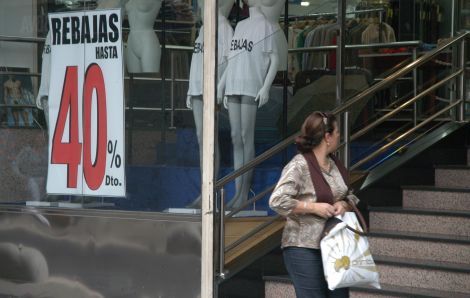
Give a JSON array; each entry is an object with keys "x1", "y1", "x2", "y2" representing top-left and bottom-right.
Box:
[{"x1": 201, "y1": 0, "x2": 217, "y2": 296}]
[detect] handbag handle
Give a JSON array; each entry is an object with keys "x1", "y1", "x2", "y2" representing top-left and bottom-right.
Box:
[{"x1": 321, "y1": 198, "x2": 368, "y2": 238}]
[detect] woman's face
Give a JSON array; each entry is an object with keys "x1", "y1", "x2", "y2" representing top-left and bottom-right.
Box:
[{"x1": 326, "y1": 122, "x2": 340, "y2": 152}]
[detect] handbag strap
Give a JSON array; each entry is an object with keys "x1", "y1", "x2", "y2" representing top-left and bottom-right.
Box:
[
  {"x1": 345, "y1": 224, "x2": 367, "y2": 236},
  {"x1": 343, "y1": 197, "x2": 368, "y2": 234}
]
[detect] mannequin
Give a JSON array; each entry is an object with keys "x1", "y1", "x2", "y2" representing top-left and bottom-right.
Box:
[
  {"x1": 97, "y1": 0, "x2": 126, "y2": 9},
  {"x1": 4, "y1": 75, "x2": 29, "y2": 126},
  {"x1": 125, "y1": 0, "x2": 161, "y2": 73},
  {"x1": 260, "y1": 0, "x2": 288, "y2": 71},
  {"x1": 36, "y1": 32, "x2": 51, "y2": 128},
  {"x1": 186, "y1": 0, "x2": 234, "y2": 208},
  {"x1": 218, "y1": 0, "x2": 281, "y2": 209}
]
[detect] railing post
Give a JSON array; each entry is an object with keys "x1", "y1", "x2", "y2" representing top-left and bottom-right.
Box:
[
  {"x1": 219, "y1": 188, "x2": 226, "y2": 280},
  {"x1": 342, "y1": 111, "x2": 350, "y2": 170},
  {"x1": 412, "y1": 47, "x2": 418, "y2": 126},
  {"x1": 170, "y1": 50, "x2": 176, "y2": 129},
  {"x1": 459, "y1": 38, "x2": 466, "y2": 122}
]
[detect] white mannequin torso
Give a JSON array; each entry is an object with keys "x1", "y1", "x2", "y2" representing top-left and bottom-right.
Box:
[
  {"x1": 260, "y1": 0, "x2": 288, "y2": 71},
  {"x1": 126, "y1": 0, "x2": 161, "y2": 31},
  {"x1": 125, "y1": 0, "x2": 161, "y2": 73}
]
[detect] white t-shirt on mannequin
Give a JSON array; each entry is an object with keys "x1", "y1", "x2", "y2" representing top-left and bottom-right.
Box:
[
  {"x1": 36, "y1": 32, "x2": 51, "y2": 109},
  {"x1": 187, "y1": 16, "x2": 233, "y2": 99},
  {"x1": 224, "y1": 7, "x2": 277, "y2": 98}
]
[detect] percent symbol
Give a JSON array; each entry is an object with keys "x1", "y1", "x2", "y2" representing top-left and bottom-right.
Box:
[{"x1": 107, "y1": 140, "x2": 122, "y2": 168}]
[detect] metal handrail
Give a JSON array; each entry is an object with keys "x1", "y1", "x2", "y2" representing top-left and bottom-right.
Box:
[
  {"x1": 216, "y1": 33, "x2": 468, "y2": 281},
  {"x1": 216, "y1": 32, "x2": 470, "y2": 191},
  {"x1": 281, "y1": 8, "x2": 385, "y2": 21},
  {"x1": 334, "y1": 33, "x2": 469, "y2": 116},
  {"x1": 288, "y1": 40, "x2": 421, "y2": 53},
  {"x1": 369, "y1": 121, "x2": 443, "y2": 170},
  {"x1": 224, "y1": 215, "x2": 282, "y2": 253},
  {"x1": 350, "y1": 70, "x2": 463, "y2": 141},
  {"x1": 225, "y1": 185, "x2": 276, "y2": 220},
  {"x1": 350, "y1": 100, "x2": 462, "y2": 170},
  {"x1": 218, "y1": 33, "x2": 468, "y2": 255},
  {"x1": 0, "y1": 35, "x2": 46, "y2": 43}
]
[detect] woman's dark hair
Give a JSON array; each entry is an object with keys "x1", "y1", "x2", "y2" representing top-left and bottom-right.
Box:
[{"x1": 295, "y1": 111, "x2": 337, "y2": 153}]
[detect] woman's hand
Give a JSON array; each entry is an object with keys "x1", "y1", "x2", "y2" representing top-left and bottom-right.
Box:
[
  {"x1": 312, "y1": 203, "x2": 336, "y2": 219},
  {"x1": 333, "y1": 201, "x2": 348, "y2": 216}
]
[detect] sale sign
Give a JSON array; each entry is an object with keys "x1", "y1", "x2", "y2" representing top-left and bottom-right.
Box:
[{"x1": 47, "y1": 9, "x2": 125, "y2": 197}]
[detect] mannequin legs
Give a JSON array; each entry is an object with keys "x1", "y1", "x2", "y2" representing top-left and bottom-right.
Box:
[
  {"x1": 226, "y1": 95, "x2": 257, "y2": 209},
  {"x1": 186, "y1": 96, "x2": 220, "y2": 208},
  {"x1": 125, "y1": 45, "x2": 142, "y2": 73},
  {"x1": 140, "y1": 39, "x2": 161, "y2": 73}
]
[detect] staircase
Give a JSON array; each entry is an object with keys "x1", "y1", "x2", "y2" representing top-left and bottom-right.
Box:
[
  {"x1": 351, "y1": 150, "x2": 470, "y2": 297},
  {"x1": 264, "y1": 149, "x2": 470, "y2": 298}
]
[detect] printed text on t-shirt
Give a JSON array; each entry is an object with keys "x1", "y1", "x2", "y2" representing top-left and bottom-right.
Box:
[
  {"x1": 193, "y1": 42, "x2": 203, "y2": 53},
  {"x1": 230, "y1": 39, "x2": 254, "y2": 52}
]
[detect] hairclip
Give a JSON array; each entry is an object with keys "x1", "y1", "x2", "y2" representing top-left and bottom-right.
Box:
[{"x1": 318, "y1": 112, "x2": 328, "y2": 126}]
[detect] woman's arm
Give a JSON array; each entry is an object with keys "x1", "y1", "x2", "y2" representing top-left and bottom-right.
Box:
[
  {"x1": 269, "y1": 158, "x2": 335, "y2": 218},
  {"x1": 295, "y1": 200, "x2": 336, "y2": 219},
  {"x1": 269, "y1": 160, "x2": 302, "y2": 217}
]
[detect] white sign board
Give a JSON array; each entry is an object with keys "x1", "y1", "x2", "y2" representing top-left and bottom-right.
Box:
[{"x1": 47, "y1": 9, "x2": 125, "y2": 197}]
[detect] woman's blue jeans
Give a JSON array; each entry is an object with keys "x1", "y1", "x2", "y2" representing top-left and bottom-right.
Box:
[{"x1": 283, "y1": 247, "x2": 349, "y2": 298}]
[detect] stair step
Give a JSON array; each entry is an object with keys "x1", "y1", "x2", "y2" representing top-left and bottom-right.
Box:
[
  {"x1": 265, "y1": 273, "x2": 470, "y2": 297},
  {"x1": 435, "y1": 166, "x2": 470, "y2": 189},
  {"x1": 402, "y1": 186, "x2": 470, "y2": 211},
  {"x1": 467, "y1": 148, "x2": 470, "y2": 166},
  {"x1": 264, "y1": 276, "x2": 295, "y2": 298},
  {"x1": 374, "y1": 255, "x2": 470, "y2": 293},
  {"x1": 369, "y1": 207, "x2": 470, "y2": 237},
  {"x1": 368, "y1": 230, "x2": 470, "y2": 264},
  {"x1": 351, "y1": 283, "x2": 470, "y2": 298}
]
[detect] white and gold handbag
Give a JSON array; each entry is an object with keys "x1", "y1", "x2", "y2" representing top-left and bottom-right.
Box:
[{"x1": 320, "y1": 205, "x2": 380, "y2": 290}]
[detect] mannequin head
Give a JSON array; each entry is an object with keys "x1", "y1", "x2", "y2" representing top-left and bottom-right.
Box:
[
  {"x1": 198, "y1": 0, "x2": 234, "y2": 21},
  {"x1": 246, "y1": 0, "x2": 259, "y2": 8},
  {"x1": 219, "y1": 0, "x2": 234, "y2": 18},
  {"x1": 260, "y1": 0, "x2": 285, "y2": 23},
  {"x1": 197, "y1": 0, "x2": 204, "y2": 22},
  {"x1": 97, "y1": 0, "x2": 127, "y2": 9}
]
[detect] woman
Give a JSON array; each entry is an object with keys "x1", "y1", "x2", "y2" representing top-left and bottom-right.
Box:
[{"x1": 269, "y1": 111, "x2": 359, "y2": 298}]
